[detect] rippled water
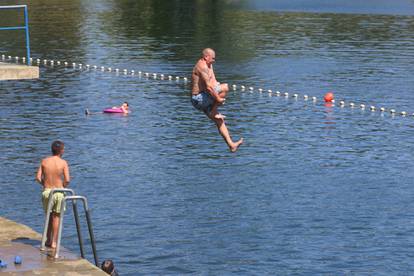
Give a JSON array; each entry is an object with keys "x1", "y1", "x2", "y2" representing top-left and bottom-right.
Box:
[{"x1": 1, "y1": 1, "x2": 414, "y2": 275}]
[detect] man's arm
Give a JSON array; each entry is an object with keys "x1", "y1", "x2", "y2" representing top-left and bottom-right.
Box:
[
  {"x1": 63, "y1": 161, "x2": 70, "y2": 187},
  {"x1": 36, "y1": 163, "x2": 43, "y2": 184},
  {"x1": 210, "y1": 65, "x2": 218, "y2": 84},
  {"x1": 199, "y1": 66, "x2": 224, "y2": 103}
]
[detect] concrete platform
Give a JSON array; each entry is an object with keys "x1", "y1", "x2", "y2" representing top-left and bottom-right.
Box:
[
  {"x1": 0, "y1": 216, "x2": 107, "y2": 276},
  {"x1": 0, "y1": 62, "x2": 39, "y2": 80}
]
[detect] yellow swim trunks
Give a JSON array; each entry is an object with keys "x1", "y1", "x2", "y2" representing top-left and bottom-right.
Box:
[{"x1": 42, "y1": 189, "x2": 65, "y2": 214}]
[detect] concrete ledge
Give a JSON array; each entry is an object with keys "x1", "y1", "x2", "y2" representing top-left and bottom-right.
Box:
[
  {"x1": 0, "y1": 62, "x2": 39, "y2": 80},
  {"x1": 0, "y1": 216, "x2": 107, "y2": 276}
]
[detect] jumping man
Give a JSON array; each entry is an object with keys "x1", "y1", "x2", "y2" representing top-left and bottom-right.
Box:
[{"x1": 191, "y1": 48, "x2": 243, "y2": 152}]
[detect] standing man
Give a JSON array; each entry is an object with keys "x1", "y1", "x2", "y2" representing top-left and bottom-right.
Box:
[
  {"x1": 191, "y1": 48, "x2": 243, "y2": 152},
  {"x1": 36, "y1": 140, "x2": 70, "y2": 249}
]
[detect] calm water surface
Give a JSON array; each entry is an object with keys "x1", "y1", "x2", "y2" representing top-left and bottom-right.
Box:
[{"x1": 1, "y1": 1, "x2": 414, "y2": 275}]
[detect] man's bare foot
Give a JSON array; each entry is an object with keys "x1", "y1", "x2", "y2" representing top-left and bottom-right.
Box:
[
  {"x1": 214, "y1": 113, "x2": 226, "y2": 120},
  {"x1": 41, "y1": 243, "x2": 55, "y2": 251},
  {"x1": 230, "y1": 138, "x2": 243, "y2": 152},
  {"x1": 50, "y1": 242, "x2": 57, "y2": 249}
]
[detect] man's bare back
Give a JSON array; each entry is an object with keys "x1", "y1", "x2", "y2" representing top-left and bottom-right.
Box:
[{"x1": 36, "y1": 155, "x2": 70, "y2": 189}]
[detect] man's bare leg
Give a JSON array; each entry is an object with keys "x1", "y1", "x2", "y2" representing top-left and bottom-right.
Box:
[
  {"x1": 46, "y1": 218, "x2": 53, "y2": 247},
  {"x1": 51, "y1": 213, "x2": 60, "y2": 249},
  {"x1": 210, "y1": 102, "x2": 226, "y2": 120},
  {"x1": 218, "y1": 83, "x2": 229, "y2": 98},
  {"x1": 210, "y1": 85, "x2": 229, "y2": 119},
  {"x1": 208, "y1": 113, "x2": 243, "y2": 152}
]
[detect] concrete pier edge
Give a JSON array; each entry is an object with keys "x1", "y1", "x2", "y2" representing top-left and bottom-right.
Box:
[{"x1": 0, "y1": 216, "x2": 107, "y2": 275}]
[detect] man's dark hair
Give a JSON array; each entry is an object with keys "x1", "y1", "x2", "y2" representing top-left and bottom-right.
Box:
[
  {"x1": 51, "y1": 140, "x2": 64, "y2": 155},
  {"x1": 101, "y1": 259, "x2": 118, "y2": 275}
]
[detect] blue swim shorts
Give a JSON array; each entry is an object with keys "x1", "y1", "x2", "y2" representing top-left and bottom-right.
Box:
[
  {"x1": 191, "y1": 91, "x2": 214, "y2": 114},
  {"x1": 191, "y1": 84, "x2": 222, "y2": 114}
]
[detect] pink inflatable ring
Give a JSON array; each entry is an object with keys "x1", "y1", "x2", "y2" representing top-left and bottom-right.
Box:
[{"x1": 103, "y1": 108, "x2": 124, "y2": 113}]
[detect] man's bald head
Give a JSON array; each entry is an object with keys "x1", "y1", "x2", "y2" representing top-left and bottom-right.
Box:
[
  {"x1": 202, "y1": 48, "x2": 215, "y2": 58},
  {"x1": 202, "y1": 48, "x2": 216, "y2": 65}
]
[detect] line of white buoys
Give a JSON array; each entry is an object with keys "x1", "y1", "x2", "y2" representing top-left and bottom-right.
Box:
[{"x1": 4, "y1": 54, "x2": 413, "y2": 118}]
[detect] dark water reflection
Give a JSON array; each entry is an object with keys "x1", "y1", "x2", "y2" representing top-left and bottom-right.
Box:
[{"x1": 1, "y1": 1, "x2": 414, "y2": 275}]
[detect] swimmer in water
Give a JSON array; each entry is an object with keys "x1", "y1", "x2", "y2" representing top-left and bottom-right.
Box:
[
  {"x1": 112, "y1": 102, "x2": 129, "y2": 114},
  {"x1": 191, "y1": 48, "x2": 243, "y2": 152},
  {"x1": 85, "y1": 102, "x2": 129, "y2": 115}
]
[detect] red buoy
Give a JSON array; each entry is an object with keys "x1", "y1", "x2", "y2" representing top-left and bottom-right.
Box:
[{"x1": 324, "y1": 92, "x2": 334, "y2": 102}]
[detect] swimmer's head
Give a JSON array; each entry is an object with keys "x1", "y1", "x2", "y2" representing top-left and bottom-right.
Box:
[
  {"x1": 101, "y1": 259, "x2": 118, "y2": 276},
  {"x1": 122, "y1": 102, "x2": 129, "y2": 110},
  {"x1": 202, "y1": 48, "x2": 215, "y2": 64},
  {"x1": 51, "y1": 140, "x2": 65, "y2": 156}
]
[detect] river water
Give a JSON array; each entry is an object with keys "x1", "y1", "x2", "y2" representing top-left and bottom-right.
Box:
[{"x1": 1, "y1": 1, "x2": 414, "y2": 275}]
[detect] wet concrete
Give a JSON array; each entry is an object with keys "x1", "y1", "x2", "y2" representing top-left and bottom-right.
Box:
[
  {"x1": 0, "y1": 216, "x2": 107, "y2": 275},
  {"x1": 0, "y1": 62, "x2": 39, "y2": 80}
]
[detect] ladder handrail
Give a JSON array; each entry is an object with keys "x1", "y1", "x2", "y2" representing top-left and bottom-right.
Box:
[
  {"x1": 41, "y1": 189, "x2": 99, "y2": 267},
  {"x1": 56, "y1": 195, "x2": 99, "y2": 266},
  {"x1": 0, "y1": 5, "x2": 31, "y2": 65}
]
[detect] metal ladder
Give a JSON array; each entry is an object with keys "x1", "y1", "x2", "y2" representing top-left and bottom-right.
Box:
[
  {"x1": 0, "y1": 5, "x2": 31, "y2": 65},
  {"x1": 40, "y1": 188, "x2": 99, "y2": 266}
]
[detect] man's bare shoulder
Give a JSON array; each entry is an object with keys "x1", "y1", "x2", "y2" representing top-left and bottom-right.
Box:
[
  {"x1": 194, "y1": 59, "x2": 208, "y2": 73},
  {"x1": 42, "y1": 156, "x2": 67, "y2": 166},
  {"x1": 41, "y1": 156, "x2": 53, "y2": 163},
  {"x1": 62, "y1": 159, "x2": 69, "y2": 167},
  {"x1": 56, "y1": 157, "x2": 68, "y2": 166}
]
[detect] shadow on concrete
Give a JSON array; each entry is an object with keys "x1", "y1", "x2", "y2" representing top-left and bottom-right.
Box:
[{"x1": 12, "y1": 237, "x2": 40, "y2": 247}]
